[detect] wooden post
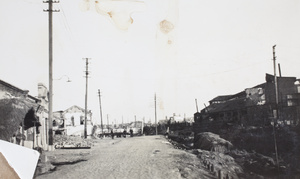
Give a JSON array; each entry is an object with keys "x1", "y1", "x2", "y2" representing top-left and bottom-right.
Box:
[
  {"x1": 155, "y1": 93, "x2": 157, "y2": 135},
  {"x1": 33, "y1": 123, "x2": 35, "y2": 149},
  {"x1": 98, "y1": 89, "x2": 104, "y2": 135},
  {"x1": 218, "y1": 170, "x2": 223, "y2": 179},
  {"x1": 272, "y1": 45, "x2": 280, "y2": 170},
  {"x1": 22, "y1": 120, "x2": 24, "y2": 146}
]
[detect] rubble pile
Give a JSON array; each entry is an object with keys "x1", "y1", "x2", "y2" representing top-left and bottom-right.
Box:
[
  {"x1": 193, "y1": 131, "x2": 289, "y2": 178},
  {"x1": 54, "y1": 135, "x2": 95, "y2": 148},
  {"x1": 167, "y1": 122, "x2": 300, "y2": 177},
  {"x1": 230, "y1": 150, "x2": 282, "y2": 177},
  {"x1": 194, "y1": 149, "x2": 243, "y2": 178},
  {"x1": 192, "y1": 132, "x2": 243, "y2": 178}
]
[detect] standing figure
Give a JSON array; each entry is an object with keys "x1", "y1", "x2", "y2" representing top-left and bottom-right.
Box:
[
  {"x1": 111, "y1": 129, "x2": 114, "y2": 139},
  {"x1": 130, "y1": 128, "x2": 133, "y2": 137},
  {"x1": 123, "y1": 128, "x2": 127, "y2": 138}
]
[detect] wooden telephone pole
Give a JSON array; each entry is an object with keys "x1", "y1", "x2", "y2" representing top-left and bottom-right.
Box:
[
  {"x1": 83, "y1": 58, "x2": 91, "y2": 138},
  {"x1": 155, "y1": 93, "x2": 157, "y2": 135},
  {"x1": 273, "y1": 45, "x2": 279, "y2": 108},
  {"x1": 272, "y1": 45, "x2": 279, "y2": 170},
  {"x1": 195, "y1": 99, "x2": 199, "y2": 112},
  {"x1": 107, "y1": 114, "x2": 109, "y2": 130},
  {"x1": 98, "y1": 89, "x2": 104, "y2": 135},
  {"x1": 43, "y1": 0, "x2": 59, "y2": 150}
]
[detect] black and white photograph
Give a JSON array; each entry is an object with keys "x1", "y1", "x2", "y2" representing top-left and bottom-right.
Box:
[{"x1": 0, "y1": 0, "x2": 300, "y2": 178}]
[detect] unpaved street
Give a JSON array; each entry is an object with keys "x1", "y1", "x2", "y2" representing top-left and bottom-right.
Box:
[{"x1": 35, "y1": 135, "x2": 214, "y2": 179}]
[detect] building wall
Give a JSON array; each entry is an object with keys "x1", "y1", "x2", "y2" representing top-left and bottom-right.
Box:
[
  {"x1": 265, "y1": 76, "x2": 297, "y2": 106},
  {"x1": 246, "y1": 105, "x2": 271, "y2": 126},
  {"x1": 64, "y1": 106, "x2": 92, "y2": 127},
  {"x1": 65, "y1": 112, "x2": 84, "y2": 126}
]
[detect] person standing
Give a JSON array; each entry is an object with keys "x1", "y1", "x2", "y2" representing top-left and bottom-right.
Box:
[
  {"x1": 111, "y1": 129, "x2": 114, "y2": 139},
  {"x1": 123, "y1": 128, "x2": 127, "y2": 138},
  {"x1": 129, "y1": 128, "x2": 133, "y2": 137}
]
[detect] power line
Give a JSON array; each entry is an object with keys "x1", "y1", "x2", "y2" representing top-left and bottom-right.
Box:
[
  {"x1": 56, "y1": 3, "x2": 81, "y2": 59},
  {"x1": 57, "y1": 4, "x2": 76, "y2": 46}
]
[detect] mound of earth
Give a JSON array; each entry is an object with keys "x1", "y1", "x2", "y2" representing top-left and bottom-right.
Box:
[{"x1": 194, "y1": 132, "x2": 233, "y2": 153}]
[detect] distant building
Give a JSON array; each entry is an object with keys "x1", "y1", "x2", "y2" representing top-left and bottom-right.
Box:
[
  {"x1": 53, "y1": 105, "x2": 93, "y2": 136},
  {"x1": 194, "y1": 73, "x2": 300, "y2": 134},
  {"x1": 128, "y1": 121, "x2": 143, "y2": 128},
  {"x1": 158, "y1": 118, "x2": 169, "y2": 125},
  {"x1": 169, "y1": 113, "x2": 184, "y2": 123},
  {"x1": 167, "y1": 113, "x2": 193, "y2": 124}
]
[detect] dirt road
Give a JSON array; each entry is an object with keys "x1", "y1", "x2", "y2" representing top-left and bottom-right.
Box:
[{"x1": 35, "y1": 135, "x2": 214, "y2": 179}]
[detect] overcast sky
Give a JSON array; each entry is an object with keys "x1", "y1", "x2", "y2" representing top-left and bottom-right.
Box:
[{"x1": 1, "y1": 0, "x2": 300, "y2": 125}]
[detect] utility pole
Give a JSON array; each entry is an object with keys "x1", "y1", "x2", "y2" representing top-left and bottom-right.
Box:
[
  {"x1": 272, "y1": 45, "x2": 279, "y2": 170},
  {"x1": 278, "y1": 63, "x2": 282, "y2": 77},
  {"x1": 134, "y1": 115, "x2": 137, "y2": 127},
  {"x1": 142, "y1": 117, "x2": 145, "y2": 135},
  {"x1": 107, "y1": 114, "x2": 109, "y2": 130},
  {"x1": 98, "y1": 89, "x2": 104, "y2": 135},
  {"x1": 83, "y1": 58, "x2": 91, "y2": 138},
  {"x1": 195, "y1": 99, "x2": 199, "y2": 112},
  {"x1": 273, "y1": 45, "x2": 279, "y2": 107},
  {"x1": 155, "y1": 93, "x2": 157, "y2": 135},
  {"x1": 43, "y1": 0, "x2": 59, "y2": 150}
]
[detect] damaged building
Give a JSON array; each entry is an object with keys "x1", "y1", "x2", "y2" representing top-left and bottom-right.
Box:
[
  {"x1": 0, "y1": 80, "x2": 49, "y2": 150},
  {"x1": 194, "y1": 73, "x2": 300, "y2": 135}
]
